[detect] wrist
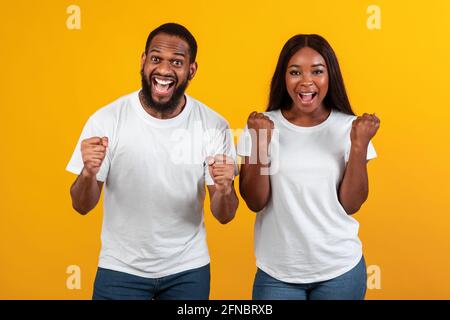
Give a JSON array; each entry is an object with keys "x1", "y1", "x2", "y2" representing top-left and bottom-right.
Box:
[
  {"x1": 250, "y1": 146, "x2": 270, "y2": 166},
  {"x1": 350, "y1": 141, "x2": 368, "y2": 154},
  {"x1": 216, "y1": 184, "x2": 233, "y2": 195},
  {"x1": 81, "y1": 167, "x2": 97, "y2": 180}
]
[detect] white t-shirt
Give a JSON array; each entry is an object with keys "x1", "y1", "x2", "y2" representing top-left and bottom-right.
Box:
[
  {"x1": 66, "y1": 90, "x2": 236, "y2": 278},
  {"x1": 237, "y1": 108, "x2": 377, "y2": 283}
]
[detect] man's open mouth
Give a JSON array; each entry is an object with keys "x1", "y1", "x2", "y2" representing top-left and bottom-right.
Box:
[
  {"x1": 152, "y1": 76, "x2": 176, "y2": 95},
  {"x1": 298, "y1": 92, "x2": 318, "y2": 104}
]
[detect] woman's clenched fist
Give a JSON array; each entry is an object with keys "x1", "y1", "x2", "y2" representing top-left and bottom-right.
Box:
[{"x1": 350, "y1": 113, "x2": 380, "y2": 149}]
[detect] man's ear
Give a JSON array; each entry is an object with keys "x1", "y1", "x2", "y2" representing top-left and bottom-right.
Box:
[
  {"x1": 188, "y1": 61, "x2": 198, "y2": 80},
  {"x1": 140, "y1": 52, "x2": 147, "y2": 70}
]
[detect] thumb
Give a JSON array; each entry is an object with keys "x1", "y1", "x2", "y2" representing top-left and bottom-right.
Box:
[
  {"x1": 101, "y1": 137, "x2": 109, "y2": 147},
  {"x1": 207, "y1": 157, "x2": 215, "y2": 181},
  {"x1": 207, "y1": 156, "x2": 215, "y2": 166}
]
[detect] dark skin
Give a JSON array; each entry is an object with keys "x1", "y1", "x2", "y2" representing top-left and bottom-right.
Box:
[
  {"x1": 70, "y1": 33, "x2": 238, "y2": 224},
  {"x1": 240, "y1": 47, "x2": 380, "y2": 214}
]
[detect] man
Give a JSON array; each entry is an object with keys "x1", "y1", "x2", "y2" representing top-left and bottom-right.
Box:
[{"x1": 66, "y1": 23, "x2": 238, "y2": 300}]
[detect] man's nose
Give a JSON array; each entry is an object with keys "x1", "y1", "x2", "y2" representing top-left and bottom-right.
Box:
[{"x1": 155, "y1": 60, "x2": 173, "y2": 75}]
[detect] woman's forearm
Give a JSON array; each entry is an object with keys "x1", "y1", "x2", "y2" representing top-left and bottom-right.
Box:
[
  {"x1": 338, "y1": 146, "x2": 369, "y2": 215},
  {"x1": 239, "y1": 160, "x2": 271, "y2": 212}
]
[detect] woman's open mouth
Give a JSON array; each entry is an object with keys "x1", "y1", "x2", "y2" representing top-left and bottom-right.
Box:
[{"x1": 298, "y1": 92, "x2": 318, "y2": 105}]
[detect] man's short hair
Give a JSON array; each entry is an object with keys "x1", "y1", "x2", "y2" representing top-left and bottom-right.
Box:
[{"x1": 145, "y1": 23, "x2": 197, "y2": 63}]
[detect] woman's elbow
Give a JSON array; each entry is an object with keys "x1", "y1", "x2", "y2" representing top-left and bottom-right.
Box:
[
  {"x1": 343, "y1": 198, "x2": 367, "y2": 215},
  {"x1": 242, "y1": 196, "x2": 268, "y2": 212}
]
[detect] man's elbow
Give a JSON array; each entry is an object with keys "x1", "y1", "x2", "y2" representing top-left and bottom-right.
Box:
[
  {"x1": 71, "y1": 202, "x2": 91, "y2": 215},
  {"x1": 214, "y1": 203, "x2": 238, "y2": 224},
  {"x1": 217, "y1": 214, "x2": 235, "y2": 225},
  {"x1": 70, "y1": 192, "x2": 94, "y2": 215}
]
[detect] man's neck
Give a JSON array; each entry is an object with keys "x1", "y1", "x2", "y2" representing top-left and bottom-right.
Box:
[{"x1": 138, "y1": 90, "x2": 186, "y2": 120}]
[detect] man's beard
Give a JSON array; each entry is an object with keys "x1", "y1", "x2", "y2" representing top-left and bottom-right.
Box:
[{"x1": 140, "y1": 69, "x2": 189, "y2": 115}]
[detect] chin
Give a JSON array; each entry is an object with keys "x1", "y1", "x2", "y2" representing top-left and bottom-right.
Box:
[{"x1": 295, "y1": 104, "x2": 320, "y2": 114}]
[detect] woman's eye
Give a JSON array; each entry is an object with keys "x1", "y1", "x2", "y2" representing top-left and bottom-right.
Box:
[
  {"x1": 290, "y1": 71, "x2": 300, "y2": 76},
  {"x1": 313, "y1": 70, "x2": 324, "y2": 75}
]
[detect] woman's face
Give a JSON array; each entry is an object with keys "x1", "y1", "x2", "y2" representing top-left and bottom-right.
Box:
[{"x1": 285, "y1": 47, "x2": 329, "y2": 115}]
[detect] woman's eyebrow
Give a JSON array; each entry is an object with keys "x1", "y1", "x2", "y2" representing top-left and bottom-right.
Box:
[{"x1": 288, "y1": 63, "x2": 326, "y2": 68}]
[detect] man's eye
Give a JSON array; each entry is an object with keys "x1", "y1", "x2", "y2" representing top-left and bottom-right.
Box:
[
  {"x1": 172, "y1": 60, "x2": 182, "y2": 66},
  {"x1": 151, "y1": 56, "x2": 160, "y2": 62}
]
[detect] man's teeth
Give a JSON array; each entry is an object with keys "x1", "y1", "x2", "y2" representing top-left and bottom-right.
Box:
[{"x1": 155, "y1": 78, "x2": 174, "y2": 85}]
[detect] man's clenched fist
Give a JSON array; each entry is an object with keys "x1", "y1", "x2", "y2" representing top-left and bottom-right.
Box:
[
  {"x1": 208, "y1": 155, "x2": 235, "y2": 193},
  {"x1": 81, "y1": 136, "x2": 108, "y2": 177}
]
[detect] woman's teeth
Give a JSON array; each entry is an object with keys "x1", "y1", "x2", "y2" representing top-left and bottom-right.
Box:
[{"x1": 299, "y1": 92, "x2": 317, "y2": 103}]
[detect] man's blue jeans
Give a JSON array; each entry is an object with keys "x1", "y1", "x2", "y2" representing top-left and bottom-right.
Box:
[
  {"x1": 92, "y1": 264, "x2": 210, "y2": 300},
  {"x1": 253, "y1": 256, "x2": 367, "y2": 300}
]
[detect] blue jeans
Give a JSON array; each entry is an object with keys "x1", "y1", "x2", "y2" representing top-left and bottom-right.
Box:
[
  {"x1": 92, "y1": 264, "x2": 210, "y2": 300},
  {"x1": 253, "y1": 256, "x2": 367, "y2": 300}
]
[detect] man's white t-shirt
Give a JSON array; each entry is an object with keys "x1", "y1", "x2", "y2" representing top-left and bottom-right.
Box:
[
  {"x1": 237, "y1": 108, "x2": 377, "y2": 283},
  {"x1": 66, "y1": 90, "x2": 236, "y2": 278}
]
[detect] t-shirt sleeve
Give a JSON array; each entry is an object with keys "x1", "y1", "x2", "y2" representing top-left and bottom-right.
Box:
[
  {"x1": 366, "y1": 140, "x2": 377, "y2": 160},
  {"x1": 204, "y1": 121, "x2": 238, "y2": 186},
  {"x1": 237, "y1": 125, "x2": 251, "y2": 157},
  {"x1": 66, "y1": 116, "x2": 111, "y2": 182},
  {"x1": 345, "y1": 140, "x2": 377, "y2": 163}
]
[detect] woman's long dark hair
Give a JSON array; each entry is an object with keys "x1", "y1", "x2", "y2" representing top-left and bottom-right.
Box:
[{"x1": 267, "y1": 34, "x2": 355, "y2": 116}]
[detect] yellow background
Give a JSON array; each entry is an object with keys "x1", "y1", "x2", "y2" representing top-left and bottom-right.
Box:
[{"x1": 1, "y1": 0, "x2": 449, "y2": 299}]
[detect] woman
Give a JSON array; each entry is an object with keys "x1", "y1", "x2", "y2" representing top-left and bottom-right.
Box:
[{"x1": 238, "y1": 34, "x2": 380, "y2": 300}]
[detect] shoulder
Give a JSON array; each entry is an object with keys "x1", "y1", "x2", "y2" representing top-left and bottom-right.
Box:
[
  {"x1": 262, "y1": 110, "x2": 278, "y2": 121},
  {"x1": 331, "y1": 109, "x2": 357, "y2": 126},
  {"x1": 187, "y1": 95, "x2": 230, "y2": 129},
  {"x1": 88, "y1": 91, "x2": 136, "y2": 127}
]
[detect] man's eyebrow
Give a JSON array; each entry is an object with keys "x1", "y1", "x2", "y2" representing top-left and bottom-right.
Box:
[{"x1": 148, "y1": 48, "x2": 186, "y2": 58}]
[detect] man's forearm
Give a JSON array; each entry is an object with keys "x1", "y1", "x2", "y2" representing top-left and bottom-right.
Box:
[
  {"x1": 70, "y1": 169, "x2": 102, "y2": 215},
  {"x1": 210, "y1": 184, "x2": 239, "y2": 224}
]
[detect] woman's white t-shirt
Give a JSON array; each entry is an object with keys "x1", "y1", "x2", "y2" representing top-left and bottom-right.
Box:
[{"x1": 237, "y1": 108, "x2": 377, "y2": 283}]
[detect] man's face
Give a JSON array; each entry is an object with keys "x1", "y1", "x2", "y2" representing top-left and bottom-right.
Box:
[{"x1": 140, "y1": 33, "x2": 197, "y2": 113}]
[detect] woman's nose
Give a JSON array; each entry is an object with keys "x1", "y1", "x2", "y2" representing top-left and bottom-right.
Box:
[{"x1": 300, "y1": 79, "x2": 314, "y2": 87}]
